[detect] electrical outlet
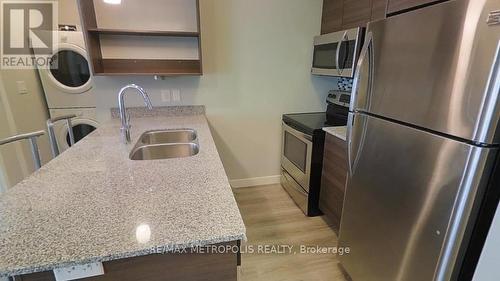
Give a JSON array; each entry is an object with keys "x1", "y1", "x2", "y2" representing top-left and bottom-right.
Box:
[
  {"x1": 16, "y1": 81, "x2": 28, "y2": 95},
  {"x1": 53, "y1": 262, "x2": 104, "y2": 281},
  {"x1": 161, "y1": 90, "x2": 171, "y2": 102},
  {"x1": 172, "y1": 89, "x2": 181, "y2": 102}
]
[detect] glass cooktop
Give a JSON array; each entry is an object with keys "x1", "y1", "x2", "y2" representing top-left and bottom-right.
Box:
[{"x1": 282, "y1": 112, "x2": 328, "y2": 136}]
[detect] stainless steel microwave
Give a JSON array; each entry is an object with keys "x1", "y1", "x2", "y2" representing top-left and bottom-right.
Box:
[{"x1": 311, "y1": 27, "x2": 364, "y2": 78}]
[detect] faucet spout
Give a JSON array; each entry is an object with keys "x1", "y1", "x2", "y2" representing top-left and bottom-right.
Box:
[{"x1": 118, "y1": 84, "x2": 154, "y2": 144}]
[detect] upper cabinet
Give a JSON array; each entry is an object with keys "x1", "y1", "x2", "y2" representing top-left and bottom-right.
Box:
[
  {"x1": 321, "y1": 0, "x2": 343, "y2": 34},
  {"x1": 321, "y1": 0, "x2": 449, "y2": 34},
  {"x1": 77, "y1": 0, "x2": 202, "y2": 76},
  {"x1": 387, "y1": 0, "x2": 445, "y2": 14},
  {"x1": 321, "y1": 0, "x2": 388, "y2": 34},
  {"x1": 341, "y1": 0, "x2": 373, "y2": 29}
]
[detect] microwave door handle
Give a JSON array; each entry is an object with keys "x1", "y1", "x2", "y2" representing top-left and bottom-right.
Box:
[
  {"x1": 335, "y1": 31, "x2": 347, "y2": 75},
  {"x1": 350, "y1": 31, "x2": 373, "y2": 113}
]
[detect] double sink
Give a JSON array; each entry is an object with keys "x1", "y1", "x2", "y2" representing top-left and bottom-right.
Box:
[{"x1": 130, "y1": 129, "x2": 199, "y2": 160}]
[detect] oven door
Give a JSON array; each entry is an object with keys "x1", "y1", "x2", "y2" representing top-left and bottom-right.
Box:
[
  {"x1": 281, "y1": 122, "x2": 313, "y2": 192},
  {"x1": 312, "y1": 27, "x2": 363, "y2": 78}
]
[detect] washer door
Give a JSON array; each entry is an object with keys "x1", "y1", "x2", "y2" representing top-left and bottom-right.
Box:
[
  {"x1": 56, "y1": 119, "x2": 99, "y2": 151},
  {"x1": 47, "y1": 43, "x2": 92, "y2": 94}
]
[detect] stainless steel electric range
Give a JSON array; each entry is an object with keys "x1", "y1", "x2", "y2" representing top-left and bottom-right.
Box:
[{"x1": 281, "y1": 91, "x2": 350, "y2": 216}]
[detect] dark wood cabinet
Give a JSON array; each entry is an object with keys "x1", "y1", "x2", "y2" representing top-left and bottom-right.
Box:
[
  {"x1": 17, "y1": 242, "x2": 239, "y2": 281},
  {"x1": 321, "y1": 0, "x2": 344, "y2": 34},
  {"x1": 341, "y1": 0, "x2": 373, "y2": 29},
  {"x1": 320, "y1": 134, "x2": 348, "y2": 234},
  {"x1": 371, "y1": 0, "x2": 389, "y2": 21},
  {"x1": 321, "y1": 0, "x2": 448, "y2": 34},
  {"x1": 321, "y1": 0, "x2": 387, "y2": 34},
  {"x1": 387, "y1": 0, "x2": 446, "y2": 15}
]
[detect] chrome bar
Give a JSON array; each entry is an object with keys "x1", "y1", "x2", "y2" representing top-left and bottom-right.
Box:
[
  {"x1": 0, "y1": 131, "x2": 44, "y2": 146},
  {"x1": 28, "y1": 137, "x2": 41, "y2": 170},
  {"x1": 0, "y1": 130, "x2": 45, "y2": 171},
  {"x1": 66, "y1": 118, "x2": 75, "y2": 146},
  {"x1": 47, "y1": 114, "x2": 76, "y2": 158}
]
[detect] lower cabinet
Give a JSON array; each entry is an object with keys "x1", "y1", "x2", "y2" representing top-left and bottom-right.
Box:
[
  {"x1": 16, "y1": 241, "x2": 239, "y2": 281},
  {"x1": 320, "y1": 133, "x2": 348, "y2": 234}
]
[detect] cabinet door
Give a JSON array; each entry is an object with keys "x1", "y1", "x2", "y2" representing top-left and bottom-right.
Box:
[
  {"x1": 321, "y1": 0, "x2": 343, "y2": 34},
  {"x1": 387, "y1": 0, "x2": 445, "y2": 14},
  {"x1": 341, "y1": 0, "x2": 372, "y2": 29},
  {"x1": 320, "y1": 134, "x2": 348, "y2": 233},
  {"x1": 371, "y1": 0, "x2": 388, "y2": 22}
]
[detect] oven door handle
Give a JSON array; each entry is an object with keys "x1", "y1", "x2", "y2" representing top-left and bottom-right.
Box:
[
  {"x1": 336, "y1": 31, "x2": 348, "y2": 75},
  {"x1": 283, "y1": 122, "x2": 313, "y2": 143}
]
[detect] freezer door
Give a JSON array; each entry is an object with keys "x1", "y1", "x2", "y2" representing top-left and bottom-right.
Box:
[
  {"x1": 351, "y1": 0, "x2": 500, "y2": 145},
  {"x1": 340, "y1": 113, "x2": 497, "y2": 281}
]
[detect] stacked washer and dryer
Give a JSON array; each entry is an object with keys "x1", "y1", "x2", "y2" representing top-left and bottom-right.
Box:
[{"x1": 35, "y1": 29, "x2": 99, "y2": 153}]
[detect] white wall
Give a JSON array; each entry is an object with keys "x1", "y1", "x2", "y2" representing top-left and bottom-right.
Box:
[
  {"x1": 0, "y1": 0, "x2": 52, "y2": 189},
  {"x1": 89, "y1": 0, "x2": 338, "y2": 182}
]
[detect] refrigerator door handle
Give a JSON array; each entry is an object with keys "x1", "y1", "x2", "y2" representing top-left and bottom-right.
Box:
[
  {"x1": 350, "y1": 32, "x2": 374, "y2": 113},
  {"x1": 347, "y1": 112, "x2": 368, "y2": 177},
  {"x1": 347, "y1": 113, "x2": 355, "y2": 176},
  {"x1": 473, "y1": 41, "x2": 500, "y2": 144}
]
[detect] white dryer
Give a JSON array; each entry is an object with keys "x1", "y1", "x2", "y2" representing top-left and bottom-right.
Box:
[
  {"x1": 35, "y1": 30, "x2": 100, "y2": 154},
  {"x1": 36, "y1": 30, "x2": 95, "y2": 109},
  {"x1": 49, "y1": 108, "x2": 99, "y2": 151}
]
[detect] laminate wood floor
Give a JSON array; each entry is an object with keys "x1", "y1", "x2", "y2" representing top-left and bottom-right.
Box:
[{"x1": 233, "y1": 184, "x2": 348, "y2": 281}]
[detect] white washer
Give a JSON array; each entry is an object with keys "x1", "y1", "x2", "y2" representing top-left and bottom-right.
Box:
[
  {"x1": 35, "y1": 30, "x2": 100, "y2": 153},
  {"x1": 36, "y1": 31, "x2": 96, "y2": 109},
  {"x1": 49, "y1": 108, "x2": 99, "y2": 152}
]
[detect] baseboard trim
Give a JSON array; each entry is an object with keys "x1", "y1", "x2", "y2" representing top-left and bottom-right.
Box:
[{"x1": 230, "y1": 175, "x2": 281, "y2": 188}]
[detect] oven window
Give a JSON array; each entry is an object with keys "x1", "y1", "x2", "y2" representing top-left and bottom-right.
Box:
[
  {"x1": 284, "y1": 131, "x2": 307, "y2": 173},
  {"x1": 313, "y1": 43, "x2": 338, "y2": 69}
]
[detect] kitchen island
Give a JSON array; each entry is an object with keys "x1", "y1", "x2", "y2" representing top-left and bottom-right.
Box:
[{"x1": 0, "y1": 106, "x2": 246, "y2": 280}]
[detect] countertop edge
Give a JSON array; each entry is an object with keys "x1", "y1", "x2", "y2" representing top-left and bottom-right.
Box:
[
  {"x1": 323, "y1": 126, "x2": 347, "y2": 141},
  {"x1": 3, "y1": 234, "x2": 247, "y2": 277},
  {"x1": 0, "y1": 110, "x2": 247, "y2": 278}
]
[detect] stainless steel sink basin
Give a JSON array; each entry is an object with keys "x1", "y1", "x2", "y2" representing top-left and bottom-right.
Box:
[
  {"x1": 139, "y1": 129, "x2": 197, "y2": 145},
  {"x1": 130, "y1": 143, "x2": 199, "y2": 160}
]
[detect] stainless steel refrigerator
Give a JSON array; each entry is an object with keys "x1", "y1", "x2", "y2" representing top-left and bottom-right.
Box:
[{"x1": 339, "y1": 0, "x2": 500, "y2": 281}]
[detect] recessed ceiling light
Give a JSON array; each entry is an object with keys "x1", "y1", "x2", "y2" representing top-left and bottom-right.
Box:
[{"x1": 103, "y1": 0, "x2": 121, "y2": 4}]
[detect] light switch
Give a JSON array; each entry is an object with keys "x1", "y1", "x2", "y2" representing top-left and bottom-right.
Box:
[
  {"x1": 172, "y1": 89, "x2": 181, "y2": 102},
  {"x1": 161, "y1": 90, "x2": 171, "y2": 102},
  {"x1": 53, "y1": 262, "x2": 104, "y2": 281},
  {"x1": 16, "y1": 81, "x2": 28, "y2": 95}
]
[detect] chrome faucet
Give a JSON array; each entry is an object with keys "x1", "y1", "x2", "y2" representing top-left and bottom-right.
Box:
[{"x1": 118, "y1": 84, "x2": 153, "y2": 144}]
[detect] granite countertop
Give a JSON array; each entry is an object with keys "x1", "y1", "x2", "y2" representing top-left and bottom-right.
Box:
[
  {"x1": 0, "y1": 107, "x2": 246, "y2": 277},
  {"x1": 323, "y1": 126, "x2": 347, "y2": 141}
]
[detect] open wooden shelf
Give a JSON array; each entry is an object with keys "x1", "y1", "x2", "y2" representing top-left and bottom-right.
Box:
[
  {"x1": 87, "y1": 28, "x2": 200, "y2": 38},
  {"x1": 93, "y1": 59, "x2": 202, "y2": 76},
  {"x1": 77, "y1": 0, "x2": 203, "y2": 76}
]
